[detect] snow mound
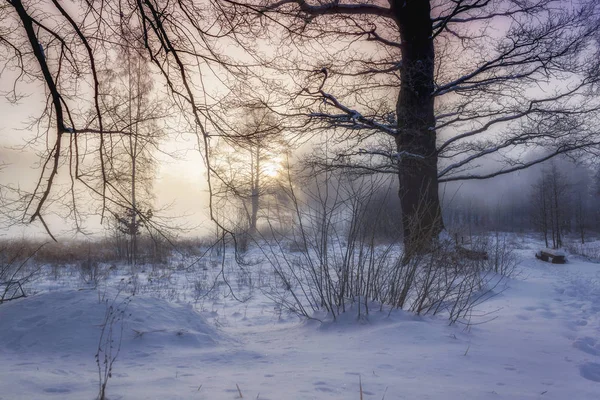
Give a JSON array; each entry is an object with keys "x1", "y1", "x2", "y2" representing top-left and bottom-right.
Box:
[{"x1": 0, "y1": 290, "x2": 223, "y2": 356}]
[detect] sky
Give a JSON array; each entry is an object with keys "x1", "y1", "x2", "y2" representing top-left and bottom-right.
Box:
[
  {"x1": 1, "y1": 0, "x2": 597, "y2": 241},
  {"x1": 0, "y1": 91, "x2": 213, "y2": 239},
  {"x1": 0, "y1": 82, "x2": 593, "y2": 241}
]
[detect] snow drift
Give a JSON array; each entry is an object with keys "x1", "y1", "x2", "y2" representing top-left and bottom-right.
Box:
[{"x1": 0, "y1": 290, "x2": 223, "y2": 356}]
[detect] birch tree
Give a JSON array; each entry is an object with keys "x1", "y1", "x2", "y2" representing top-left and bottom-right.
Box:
[{"x1": 99, "y1": 40, "x2": 165, "y2": 265}]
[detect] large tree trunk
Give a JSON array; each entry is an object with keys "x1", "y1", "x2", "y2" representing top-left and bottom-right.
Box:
[{"x1": 392, "y1": 0, "x2": 443, "y2": 257}]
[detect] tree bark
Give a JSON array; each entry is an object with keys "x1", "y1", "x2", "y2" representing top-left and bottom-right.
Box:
[{"x1": 392, "y1": 0, "x2": 443, "y2": 257}]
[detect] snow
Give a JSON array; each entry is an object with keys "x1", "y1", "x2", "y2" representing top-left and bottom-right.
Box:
[
  {"x1": 0, "y1": 290, "x2": 223, "y2": 355},
  {"x1": 1, "y1": 239, "x2": 599, "y2": 399},
  {"x1": 540, "y1": 248, "x2": 567, "y2": 257}
]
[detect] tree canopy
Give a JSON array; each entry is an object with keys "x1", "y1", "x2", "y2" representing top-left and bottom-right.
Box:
[{"x1": 2, "y1": 0, "x2": 600, "y2": 251}]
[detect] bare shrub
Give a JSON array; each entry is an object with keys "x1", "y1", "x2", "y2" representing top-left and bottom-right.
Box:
[
  {"x1": 482, "y1": 233, "x2": 520, "y2": 277},
  {"x1": 257, "y1": 169, "x2": 509, "y2": 324},
  {"x1": 96, "y1": 290, "x2": 132, "y2": 400},
  {"x1": 136, "y1": 234, "x2": 172, "y2": 267},
  {"x1": 174, "y1": 236, "x2": 218, "y2": 258},
  {"x1": 33, "y1": 240, "x2": 116, "y2": 266},
  {"x1": 79, "y1": 259, "x2": 108, "y2": 287},
  {"x1": 256, "y1": 172, "x2": 402, "y2": 319},
  {"x1": 565, "y1": 241, "x2": 600, "y2": 261},
  {"x1": 377, "y1": 240, "x2": 505, "y2": 324},
  {"x1": 0, "y1": 241, "x2": 44, "y2": 302}
]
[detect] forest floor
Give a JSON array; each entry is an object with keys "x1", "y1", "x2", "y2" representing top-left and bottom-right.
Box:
[{"x1": 0, "y1": 237, "x2": 599, "y2": 399}]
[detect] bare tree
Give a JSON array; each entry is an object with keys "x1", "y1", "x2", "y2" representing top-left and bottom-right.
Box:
[
  {"x1": 97, "y1": 33, "x2": 166, "y2": 265},
  {"x1": 549, "y1": 164, "x2": 570, "y2": 249},
  {"x1": 213, "y1": 107, "x2": 287, "y2": 248},
  {"x1": 592, "y1": 167, "x2": 600, "y2": 234},
  {"x1": 0, "y1": 0, "x2": 242, "y2": 239},
  {"x1": 531, "y1": 163, "x2": 570, "y2": 249},
  {"x1": 3, "y1": 0, "x2": 600, "y2": 255},
  {"x1": 217, "y1": 0, "x2": 600, "y2": 256},
  {"x1": 572, "y1": 171, "x2": 594, "y2": 244},
  {"x1": 574, "y1": 190, "x2": 586, "y2": 245},
  {"x1": 531, "y1": 171, "x2": 551, "y2": 248}
]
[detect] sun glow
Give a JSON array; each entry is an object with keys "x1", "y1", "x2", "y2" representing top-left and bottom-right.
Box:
[
  {"x1": 263, "y1": 156, "x2": 283, "y2": 178},
  {"x1": 262, "y1": 156, "x2": 283, "y2": 178}
]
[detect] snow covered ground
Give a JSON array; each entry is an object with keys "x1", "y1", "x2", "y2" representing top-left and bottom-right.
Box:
[{"x1": 1, "y1": 238, "x2": 599, "y2": 399}]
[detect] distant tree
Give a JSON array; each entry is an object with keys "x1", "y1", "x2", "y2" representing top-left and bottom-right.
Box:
[
  {"x1": 111, "y1": 207, "x2": 153, "y2": 263},
  {"x1": 531, "y1": 173, "x2": 551, "y2": 247},
  {"x1": 213, "y1": 107, "x2": 287, "y2": 250},
  {"x1": 572, "y1": 171, "x2": 594, "y2": 244},
  {"x1": 95, "y1": 30, "x2": 166, "y2": 265},
  {"x1": 531, "y1": 164, "x2": 570, "y2": 249},
  {"x1": 574, "y1": 191, "x2": 586, "y2": 245},
  {"x1": 594, "y1": 167, "x2": 600, "y2": 233}
]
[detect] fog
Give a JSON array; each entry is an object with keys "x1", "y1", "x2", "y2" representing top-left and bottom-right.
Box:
[{"x1": 2, "y1": 120, "x2": 597, "y2": 240}]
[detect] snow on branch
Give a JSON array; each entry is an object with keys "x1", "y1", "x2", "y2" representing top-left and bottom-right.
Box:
[
  {"x1": 431, "y1": 0, "x2": 549, "y2": 37},
  {"x1": 262, "y1": 0, "x2": 394, "y2": 19},
  {"x1": 305, "y1": 68, "x2": 398, "y2": 136},
  {"x1": 357, "y1": 148, "x2": 424, "y2": 160},
  {"x1": 439, "y1": 140, "x2": 600, "y2": 183}
]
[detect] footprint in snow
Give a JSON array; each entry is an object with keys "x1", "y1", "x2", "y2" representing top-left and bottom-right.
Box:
[
  {"x1": 580, "y1": 362, "x2": 600, "y2": 382},
  {"x1": 573, "y1": 337, "x2": 600, "y2": 356},
  {"x1": 43, "y1": 387, "x2": 71, "y2": 394},
  {"x1": 313, "y1": 381, "x2": 335, "y2": 393},
  {"x1": 50, "y1": 369, "x2": 68, "y2": 376},
  {"x1": 539, "y1": 310, "x2": 557, "y2": 319},
  {"x1": 14, "y1": 362, "x2": 36, "y2": 367},
  {"x1": 315, "y1": 387, "x2": 335, "y2": 393},
  {"x1": 565, "y1": 319, "x2": 590, "y2": 332}
]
